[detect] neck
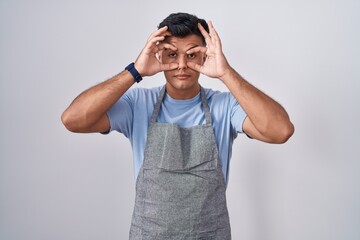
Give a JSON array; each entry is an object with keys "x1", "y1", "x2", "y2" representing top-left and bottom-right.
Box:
[{"x1": 165, "y1": 83, "x2": 201, "y2": 100}]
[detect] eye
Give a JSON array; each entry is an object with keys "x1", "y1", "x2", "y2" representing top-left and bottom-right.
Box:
[
  {"x1": 168, "y1": 52, "x2": 177, "y2": 58},
  {"x1": 187, "y1": 53, "x2": 196, "y2": 59}
]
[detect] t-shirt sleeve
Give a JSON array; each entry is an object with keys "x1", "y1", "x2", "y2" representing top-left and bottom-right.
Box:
[
  {"x1": 105, "y1": 89, "x2": 134, "y2": 138},
  {"x1": 229, "y1": 94, "x2": 247, "y2": 134}
]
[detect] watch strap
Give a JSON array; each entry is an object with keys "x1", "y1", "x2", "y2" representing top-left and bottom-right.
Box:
[{"x1": 125, "y1": 62, "x2": 142, "y2": 83}]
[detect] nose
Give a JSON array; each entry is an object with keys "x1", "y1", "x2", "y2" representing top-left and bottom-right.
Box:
[{"x1": 178, "y1": 55, "x2": 187, "y2": 70}]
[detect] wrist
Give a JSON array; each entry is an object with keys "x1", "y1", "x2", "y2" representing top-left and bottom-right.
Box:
[
  {"x1": 134, "y1": 61, "x2": 147, "y2": 77},
  {"x1": 125, "y1": 62, "x2": 143, "y2": 83},
  {"x1": 219, "y1": 66, "x2": 234, "y2": 82}
]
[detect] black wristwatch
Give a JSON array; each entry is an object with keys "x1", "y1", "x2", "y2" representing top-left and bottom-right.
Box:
[{"x1": 125, "y1": 62, "x2": 143, "y2": 83}]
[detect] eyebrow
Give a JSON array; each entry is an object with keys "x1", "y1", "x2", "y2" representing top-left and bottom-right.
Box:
[
  {"x1": 164, "y1": 45, "x2": 199, "y2": 52},
  {"x1": 187, "y1": 45, "x2": 199, "y2": 51}
]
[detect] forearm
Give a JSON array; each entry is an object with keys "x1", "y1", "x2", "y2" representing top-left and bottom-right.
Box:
[
  {"x1": 220, "y1": 67, "x2": 294, "y2": 142},
  {"x1": 61, "y1": 70, "x2": 135, "y2": 132}
]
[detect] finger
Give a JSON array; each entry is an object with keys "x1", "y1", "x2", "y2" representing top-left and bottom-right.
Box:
[
  {"x1": 147, "y1": 31, "x2": 172, "y2": 47},
  {"x1": 208, "y1": 21, "x2": 221, "y2": 45},
  {"x1": 186, "y1": 46, "x2": 207, "y2": 54},
  {"x1": 144, "y1": 36, "x2": 168, "y2": 52},
  {"x1": 157, "y1": 42, "x2": 177, "y2": 51},
  {"x1": 157, "y1": 30, "x2": 172, "y2": 39},
  {"x1": 147, "y1": 27, "x2": 171, "y2": 43},
  {"x1": 149, "y1": 26, "x2": 168, "y2": 38},
  {"x1": 186, "y1": 62, "x2": 203, "y2": 73},
  {"x1": 150, "y1": 35, "x2": 167, "y2": 44},
  {"x1": 160, "y1": 63, "x2": 179, "y2": 71},
  {"x1": 197, "y1": 22, "x2": 211, "y2": 44}
]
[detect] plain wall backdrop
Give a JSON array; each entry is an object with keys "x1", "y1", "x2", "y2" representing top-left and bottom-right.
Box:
[{"x1": 1, "y1": 0, "x2": 359, "y2": 239}]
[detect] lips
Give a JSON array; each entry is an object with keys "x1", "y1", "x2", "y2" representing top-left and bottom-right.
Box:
[{"x1": 175, "y1": 74, "x2": 191, "y2": 80}]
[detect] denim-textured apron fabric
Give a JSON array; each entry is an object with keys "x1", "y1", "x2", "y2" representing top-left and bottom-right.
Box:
[{"x1": 129, "y1": 86, "x2": 231, "y2": 240}]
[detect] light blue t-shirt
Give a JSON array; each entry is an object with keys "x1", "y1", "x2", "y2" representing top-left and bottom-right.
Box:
[{"x1": 107, "y1": 86, "x2": 247, "y2": 185}]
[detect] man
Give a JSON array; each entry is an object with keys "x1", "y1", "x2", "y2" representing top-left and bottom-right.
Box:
[{"x1": 62, "y1": 12, "x2": 294, "y2": 240}]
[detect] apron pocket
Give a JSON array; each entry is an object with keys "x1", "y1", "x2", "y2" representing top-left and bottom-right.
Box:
[
  {"x1": 144, "y1": 124, "x2": 218, "y2": 171},
  {"x1": 142, "y1": 200, "x2": 190, "y2": 237}
]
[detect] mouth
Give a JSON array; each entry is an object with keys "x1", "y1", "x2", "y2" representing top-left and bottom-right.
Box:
[{"x1": 174, "y1": 74, "x2": 191, "y2": 80}]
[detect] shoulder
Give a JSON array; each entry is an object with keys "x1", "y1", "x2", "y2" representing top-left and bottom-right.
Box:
[
  {"x1": 203, "y1": 87, "x2": 234, "y2": 105},
  {"x1": 125, "y1": 85, "x2": 162, "y2": 98},
  {"x1": 123, "y1": 86, "x2": 163, "y2": 103},
  {"x1": 203, "y1": 87, "x2": 243, "y2": 116}
]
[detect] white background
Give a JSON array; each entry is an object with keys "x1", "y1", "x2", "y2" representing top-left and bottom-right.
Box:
[{"x1": 1, "y1": 0, "x2": 359, "y2": 239}]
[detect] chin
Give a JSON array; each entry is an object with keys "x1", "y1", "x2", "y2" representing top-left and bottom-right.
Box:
[
  {"x1": 163, "y1": 71, "x2": 201, "y2": 98},
  {"x1": 167, "y1": 79, "x2": 198, "y2": 90}
]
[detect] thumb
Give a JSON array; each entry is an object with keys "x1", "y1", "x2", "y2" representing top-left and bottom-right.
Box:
[
  {"x1": 187, "y1": 62, "x2": 203, "y2": 73},
  {"x1": 160, "y1": 63, "x2": 178, "y2": 71}
]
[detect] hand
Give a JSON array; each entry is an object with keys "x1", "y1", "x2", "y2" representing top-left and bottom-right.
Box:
[
  {"x1": 186, "y1": 21, "x2": 231, "y2": 80},
  {"x1": 134, "y1": 26, "x2": 179, "y2": 77}
]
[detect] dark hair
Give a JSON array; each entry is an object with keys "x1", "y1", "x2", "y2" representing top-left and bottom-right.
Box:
[{"x1": 158, "y1": 13, "x2": 209, "y2": 45}]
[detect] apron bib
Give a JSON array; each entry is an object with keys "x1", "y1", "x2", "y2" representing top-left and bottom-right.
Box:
[{"x1": 129, "y1": 86, "x2": 231, "y2": 240}]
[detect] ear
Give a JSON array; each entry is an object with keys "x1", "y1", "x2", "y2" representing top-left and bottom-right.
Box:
[{"x1": 156, "y1": 51, "x2": 163, "y2": 62}]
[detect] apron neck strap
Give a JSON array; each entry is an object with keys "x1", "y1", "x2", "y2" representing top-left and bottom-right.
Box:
[
  {"x1": 150, "y1": 86, "x2": 166, "y2": 124},
  {"x1": 200, "y1": 87, "x2": 212, "y2": 124},
  {"x1": 150, "y1": 86, "x2": 212, "y2": 124}
]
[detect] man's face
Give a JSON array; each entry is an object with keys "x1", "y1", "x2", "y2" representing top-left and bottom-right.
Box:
[{"x1": 160, "y1": 34, "x2": 205, "y2": 99}]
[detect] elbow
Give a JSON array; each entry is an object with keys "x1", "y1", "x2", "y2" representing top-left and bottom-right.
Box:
[
  {"x1": 275, "y1": 122, "x2": 295, "y2": 144},
  {"x1": 61, "y1": 110, "x2": 81, "y2": 133}
]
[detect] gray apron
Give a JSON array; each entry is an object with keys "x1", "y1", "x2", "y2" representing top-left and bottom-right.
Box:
[{"x1": 129, "y1": 86, "x2": 231, "y2": 240}]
